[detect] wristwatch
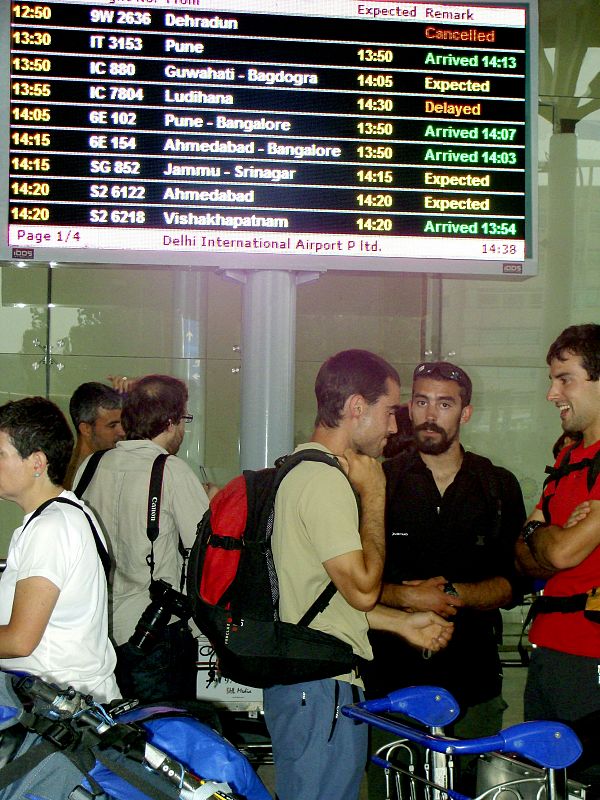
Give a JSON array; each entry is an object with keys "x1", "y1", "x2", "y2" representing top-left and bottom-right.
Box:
[
  {"x1": 522, "y1": 520, "x2": 546, "y2": 547},
  {"x1": 443, "y1": 581, "x2": 459, "y2": 597}
]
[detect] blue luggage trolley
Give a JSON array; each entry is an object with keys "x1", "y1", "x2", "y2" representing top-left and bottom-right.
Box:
[{"x1": 342, "y1": 686, "x2": 584, "y2": 800}]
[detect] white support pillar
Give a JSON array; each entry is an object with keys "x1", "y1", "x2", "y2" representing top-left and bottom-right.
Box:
[
  {"x1": 224, "y1": 269, "x2": 320, "y2": 471},
  {"x1": 240, "y1": 269, "x2": 296, "y2": 470},
  {"x1": 171, "y1": 269, "x2": 208, "y2": 475}
]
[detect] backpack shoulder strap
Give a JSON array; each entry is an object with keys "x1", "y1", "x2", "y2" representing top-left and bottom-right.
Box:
[
  {"x1": 588, "y1": 448, "x2": 600, "y2": 493},
  {"x1": 73, "y1": 449, "x2": 107, "y2": 499},
  {"x1": 273, "y1": 448, "x2": 346, "y2": 487},
  {"x1": 542, "y1": 443, "x2": 577, "y2": 492},
  {"x1": 24, "y1": 496, "x2": 111, "y2": 581},
  {"x1": 541, "y1": 444, "x2": 600, "y2": 523},
  {"x1": 270, "y1": 449, "x2": 354, "y2": 628}
]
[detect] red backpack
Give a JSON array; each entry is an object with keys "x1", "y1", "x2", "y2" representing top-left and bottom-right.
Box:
[{"x1": 186, "y1": 449, "x2": 358, "y2": 688}]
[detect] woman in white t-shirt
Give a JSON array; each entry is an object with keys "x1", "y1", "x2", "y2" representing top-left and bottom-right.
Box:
[{"x1": 0, "y1": 397, "x2": 119, "y2": 703}]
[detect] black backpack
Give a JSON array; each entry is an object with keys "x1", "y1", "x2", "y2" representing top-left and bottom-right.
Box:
[{"x1": 186, "y1": 449, "x2": 357, "y2": 689}]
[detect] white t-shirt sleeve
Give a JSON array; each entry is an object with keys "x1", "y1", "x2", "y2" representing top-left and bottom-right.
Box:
[{"x1": 15, "y1": 510, "x2": 78, "y2": 590}]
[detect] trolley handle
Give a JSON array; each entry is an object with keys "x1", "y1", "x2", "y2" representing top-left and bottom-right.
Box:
[
  {"x1": 341, "y1": 705, "x2": 582, "y2": 770},
  {"x1": 357, "y1": 685, "x2": 460, "y2": 727}
]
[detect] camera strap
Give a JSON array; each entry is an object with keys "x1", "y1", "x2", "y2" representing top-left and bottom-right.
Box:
[{"x1": 146, "y1": 454, "x2": 188, "y2": 592}]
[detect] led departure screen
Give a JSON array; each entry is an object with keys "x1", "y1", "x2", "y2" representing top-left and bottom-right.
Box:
[{"x1": 1, "y1": 0, "x2": 538, "y2": 274}]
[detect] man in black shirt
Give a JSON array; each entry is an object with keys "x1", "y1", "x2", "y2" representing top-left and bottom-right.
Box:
[{"x1": 365, "y1": 362, "x2": 526, "y2": 780}]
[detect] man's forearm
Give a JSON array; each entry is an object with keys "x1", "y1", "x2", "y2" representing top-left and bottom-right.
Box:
[
  {"x1": 526, "y1": 506, "x2": 600, "y2": 572},
  {"x1": 453, "y1": 575, "x2": 513, "y2": 610},
  {"x1": 357, "y1": 490, "x2": 386, "y2": 590},
  {"x1": 379, "y1": 581, "x2": 411, "y2": 609},
  {"x1": 515, "y1": 534, "x2": 558, "y2": 578}
]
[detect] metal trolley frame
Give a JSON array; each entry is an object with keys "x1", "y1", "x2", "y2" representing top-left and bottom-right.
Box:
[{"x1": 342, "y1": 686, "x2": 584, "y2": 800}]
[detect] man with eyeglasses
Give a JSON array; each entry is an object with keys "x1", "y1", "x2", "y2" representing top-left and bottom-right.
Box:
[
  {"x1": 75, "y1": 374, "x2": 209, "y2": 701},
  {"x1": 365, "y1": 361, "x2": 525, "y2": 795}
]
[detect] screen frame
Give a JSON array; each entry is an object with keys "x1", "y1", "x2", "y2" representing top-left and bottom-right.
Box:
[{"x1": 0, "y1": 0, "x2": 539, "y2": 277}]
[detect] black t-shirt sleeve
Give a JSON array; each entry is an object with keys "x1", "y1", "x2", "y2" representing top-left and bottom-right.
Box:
[{"x1": 494, "y1": 465, "x2": 529, "y2": 603}]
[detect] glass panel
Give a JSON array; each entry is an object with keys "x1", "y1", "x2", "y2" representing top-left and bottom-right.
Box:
[
  {"x1": 204, "y1": 357, "x2": 241, "y2": 487},
  {"x1": 206, "y1": 271, "x2": 242, "y2": 361},
  {"x1": 0, "y1": 264, "x2": 49, "y2": 552},
  {"x1": 295, "y1": 272, "x2": 426, "y2": 434},
  {"x1": 51, "y1": 267, "x2": 186, "y2": 358},
  {"x1": 47, "y1": 267, "x2": 220, "y2": 484}
]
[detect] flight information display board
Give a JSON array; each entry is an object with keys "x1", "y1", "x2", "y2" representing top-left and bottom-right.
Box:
[{"x1": 1, "y1": 0, "x2": 538, "y2": 274}]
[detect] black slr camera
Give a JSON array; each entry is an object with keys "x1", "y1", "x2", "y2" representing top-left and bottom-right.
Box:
[{"x1": 129, "y1": 579, "x2": 191, "y2": 654}]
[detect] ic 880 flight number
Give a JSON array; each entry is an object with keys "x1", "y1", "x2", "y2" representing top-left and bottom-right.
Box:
[{"x1": 90, "y1": 209, "x2": 146, "y2": 223}]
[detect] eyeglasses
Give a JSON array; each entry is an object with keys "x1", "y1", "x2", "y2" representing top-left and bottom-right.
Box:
[{"x1": 180, "y1": 414, "x2": 194, "y2": 424}]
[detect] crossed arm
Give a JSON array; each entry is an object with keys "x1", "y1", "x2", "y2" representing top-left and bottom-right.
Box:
[{"x1": 515, "y1": 501, "x2": 600, "y2": 576}]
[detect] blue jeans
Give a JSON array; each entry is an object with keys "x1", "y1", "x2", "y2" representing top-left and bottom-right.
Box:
[
  {"x1": 264, "y1": 678, "x2": 367, "y2": 800},
  {"x1": 115, "y1": 621, "x2": 197, "y2": 703}
]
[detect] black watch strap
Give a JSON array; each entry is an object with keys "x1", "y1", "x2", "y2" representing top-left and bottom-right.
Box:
[{"x1": 522, "y1": 519, "x2": 545, "y2": 546}]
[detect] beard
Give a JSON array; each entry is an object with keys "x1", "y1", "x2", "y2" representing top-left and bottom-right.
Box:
[{"x1": 414, "y1": 422, "x2": 458, "y2": 455}]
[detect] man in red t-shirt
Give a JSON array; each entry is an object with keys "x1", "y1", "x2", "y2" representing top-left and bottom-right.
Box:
[{"x1": 516, "y1": 323, "x2": 600, "y2": 723}]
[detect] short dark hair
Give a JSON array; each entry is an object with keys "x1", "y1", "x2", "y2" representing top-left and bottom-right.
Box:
[
  {"x1": 314, "y1": 349, "x2": 400, "y2": 429},
  {"x1": 546, "y1": 324, "x2": 600, "y2": 381},
  {"x1": 121, "y1": 375, "x2": 188, "y2": 440},
  {"x1": 412, "y1": 361, "x2": 473, "y2": 407},
  {"x1": 0, "y1": 397, "x2": 73, "y2": 486},
  {"x1": 69, "y1": 382, "x2": 122, "y2": 430}
]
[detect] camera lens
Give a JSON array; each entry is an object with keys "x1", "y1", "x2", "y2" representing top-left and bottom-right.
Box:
[
  {"x1": 128, "y1": 580, "x2": 191, "y2": 654},
  {"x1": 129, "y1": 601, "x2": 172, "y2": 653}
]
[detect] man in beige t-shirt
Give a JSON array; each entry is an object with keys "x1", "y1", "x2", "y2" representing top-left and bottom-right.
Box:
[{"x1": 263, "y1": 349, "x2": 453, "y2": 800}]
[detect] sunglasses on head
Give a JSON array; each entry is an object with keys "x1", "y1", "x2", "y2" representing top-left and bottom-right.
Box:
[{"x1": 413, "y1": 362, "x2": 467, "y2": 384}]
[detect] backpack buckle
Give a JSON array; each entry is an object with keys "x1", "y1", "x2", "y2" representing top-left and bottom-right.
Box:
[{"x1": 41, "y1": 720, "x2": 79, "y2": 749}]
